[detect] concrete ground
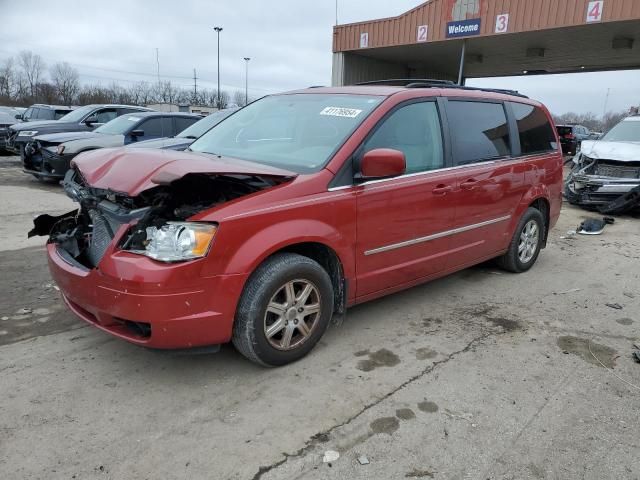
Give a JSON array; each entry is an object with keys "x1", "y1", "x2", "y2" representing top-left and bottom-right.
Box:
[{"x1": 0, "y1": 155, "x2": 639, "y2": 480}]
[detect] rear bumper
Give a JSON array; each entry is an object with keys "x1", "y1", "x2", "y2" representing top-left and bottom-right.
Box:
[{"x1": 47, "y1": 244, "x2": 247, "y2": 349}]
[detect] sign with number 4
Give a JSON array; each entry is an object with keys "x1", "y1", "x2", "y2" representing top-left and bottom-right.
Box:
[
  {"x1": 417, "y1": 25, "x2": 428, "y2": 42},
  {"x1": 495, "y1": 13, "x2": 509, "y2": 33},
  {"x1": 586, "y1": 1, "x2": 603, "y2": 23}
]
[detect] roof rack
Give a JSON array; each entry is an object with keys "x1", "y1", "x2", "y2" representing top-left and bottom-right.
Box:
[
  {"x1": 356, "y1": 79, "x2": 455, "y2": 87},
  {"x1": 353, "y1": 78, "x2": 528, "y2": 99}
]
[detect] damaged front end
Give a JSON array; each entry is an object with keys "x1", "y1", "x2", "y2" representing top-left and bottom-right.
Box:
[
  {"x1": 564, "y1": 146, "x2": 640, "y2": 213},
  {"x1": 31, "y1": 167, "x2": 287, "y2": 269}
]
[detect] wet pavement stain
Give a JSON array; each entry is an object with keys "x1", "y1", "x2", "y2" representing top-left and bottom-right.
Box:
[
  {"x1": 370, "y1": 416, "x2": 400, "y2": 435},
  {"x1": 417, "y1": 401, "x2": 439, "y2": 413},
  {"x1": 486, "y1": 316, "x2": 520, "y2": 332},
  {"x1": 616, "y1": 318, "x2": 634, "y2": 326},
  {"x1": 557, "y1": 336, "x2": 617, "y2": 368},
  {"x1": 415, "y1": 347, "x2": 438, "y2": 360},
  {"x1": 395, "y1": 408, "x2": 416, "y2": 420},
  {"x1": 356, "y1": 348, "x2": 401, "y2": 372}
]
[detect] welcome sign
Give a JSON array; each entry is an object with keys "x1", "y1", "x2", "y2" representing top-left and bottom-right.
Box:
[{"x1": 446, "y1": 18, "x2": 481, "y2": 38}]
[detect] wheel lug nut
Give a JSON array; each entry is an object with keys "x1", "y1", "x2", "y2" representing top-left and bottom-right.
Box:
[
  {"x1": 294, "y1": 319, "x2": 298, "y2": 325},
  {"x1": 298, "y1": 308, "x2": 303, "y2": 313}
]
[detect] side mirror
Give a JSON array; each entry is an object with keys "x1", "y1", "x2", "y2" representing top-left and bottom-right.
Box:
[
  {"x1": 359, "y1": 148, "x2": 406, "y2": 180},
  {"x1": 15, "y1": 114, "x2": 22, "y2": 120},
  {"x1": 84, "y1": 114, "x2": 99, "y2": 125},
  {"x1": 130, "y1": 129, "x2": 144, "y2": 138}
]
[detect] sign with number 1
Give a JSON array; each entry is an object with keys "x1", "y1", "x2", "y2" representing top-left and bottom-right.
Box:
[
  {"x1": 586, "y1": 1, "x2": 603, "y2": 23},
  {"x1": 360, "y1": 32, "x2": 369, "y2": 48}
]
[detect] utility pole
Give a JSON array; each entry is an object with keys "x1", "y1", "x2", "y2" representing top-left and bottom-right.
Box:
[
  {"x1": 155, "y1": 48, "x2": 160, "y2": 84},
  {"x1": 213, "y1": 26, "x2": 223, "y2": 109},
  {"x1": 335, "y1": 0, "x2": 338, "y2": 25},
  {"x1": 603, "y1": 87, "x2": 611, "y2": 119},
  {"x1": 243, "y1": 57, "x2": 250, "y2": 106},
  {"x1": 193, "y1": 68, "x2": 198, "y2": 104}
]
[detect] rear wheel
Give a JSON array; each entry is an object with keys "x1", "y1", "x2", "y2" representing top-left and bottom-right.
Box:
[
  {"x1": 232, "y1": 253, "x2": 334, "y2": 366},
  {"x1": 497, "y1": 208, "x2": 544, "y2": 273}
]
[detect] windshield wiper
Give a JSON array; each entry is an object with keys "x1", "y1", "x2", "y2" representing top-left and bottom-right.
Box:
[{"x1": 182, "y1": 135, "x2": 198, "y2": 140}]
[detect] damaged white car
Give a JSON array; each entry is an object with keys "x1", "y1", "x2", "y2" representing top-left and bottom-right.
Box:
[{"x1": 565, "y1": 115, "x2": 640, "y2": 213}]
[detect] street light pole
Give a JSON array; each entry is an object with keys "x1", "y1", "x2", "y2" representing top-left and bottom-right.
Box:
[
  {"x1": 243, "y1": 57, "x2": 250, "y2": 106},
  {"x1": 213, "y1": 26, "x2": 223, "y2": 109}
]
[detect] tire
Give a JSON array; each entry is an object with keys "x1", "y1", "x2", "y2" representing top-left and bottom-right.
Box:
[
  {"x1": 232, "y1": 253, "x2": 334, "y2": 366},
  {"x1": 497, "y1": 207, "x2": 545, "y2": 273}
]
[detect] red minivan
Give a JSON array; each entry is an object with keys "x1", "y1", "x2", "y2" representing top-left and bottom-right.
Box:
[{"x1": 32, "y1": 81, "x2": 563, "y2": 366}]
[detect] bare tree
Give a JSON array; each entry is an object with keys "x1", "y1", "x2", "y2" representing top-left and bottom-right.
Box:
[
  {"x1": 217, "y1": 90, "x2": 230, "y2": 109},
  {"x1": 50, "y1": 62, "x2": 79, "y2": 104},
  {"x1": 0, "y1": 57, "x2": 16, "y2": 101},
  {"x1": 127, "y1": 81, "x2": 154, "y2": 106},
  {"x1": 232, "y1": 90, "x2": 246, "y2": 107},
  {"x1": 18, "y1": 50, "x2": 46, "y2": 101}
]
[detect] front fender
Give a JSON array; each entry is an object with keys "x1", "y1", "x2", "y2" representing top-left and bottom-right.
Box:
[{"x1": 203, "y1": 219, "x2": 354, "y2": 281}]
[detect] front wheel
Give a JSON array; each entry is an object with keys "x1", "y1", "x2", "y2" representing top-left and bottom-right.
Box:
[
  {"x1": 232, "y1": 253, "x2": 334, "y2": 366},
  {"x1": 497, "y1": 208, "x2": 545, "y2": 273}
]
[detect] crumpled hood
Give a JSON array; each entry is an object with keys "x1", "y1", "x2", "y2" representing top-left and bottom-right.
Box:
[
  {"x1": 580, "y1": 140, "x2": 640, "y2": 162},
  {"x1": 35, "y1": 131, "x2": 102, "y2": 144},
  {"x1": 73, "y1": 148, "x2": 297, "y2": 196}
]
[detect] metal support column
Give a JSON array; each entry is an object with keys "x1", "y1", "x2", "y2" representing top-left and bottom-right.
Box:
[{"x1": 457, "y1": 40, "x2": 466, "y2": 85}]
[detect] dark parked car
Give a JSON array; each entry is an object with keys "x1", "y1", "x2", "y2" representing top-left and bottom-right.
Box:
[
  {"x1": 24, "y1": 112, "x2": 200, "y2": 180},
  {"x1": 17, "y1": 104, "x2": 74, "y2": 122},
  {"x1": 556, "y1": 124, "x2": 591, "y2": 155},
  {"x1": 127, "y1": 108, "x2": 238, "y2": 151},
  {"x1": 6, "y1": 104, "x2": 152, "y2": 159},
  {"x1": 32, "y1": 81, "x2": 563, "y2": 366},
  {"x1": 0, "y1": 111, "x2": 22, "y2": 154}
]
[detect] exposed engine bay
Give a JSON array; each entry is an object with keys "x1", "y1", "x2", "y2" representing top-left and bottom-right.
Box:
[{"x1": 30, "y1": 168, "x2": 285, "y2": 269}]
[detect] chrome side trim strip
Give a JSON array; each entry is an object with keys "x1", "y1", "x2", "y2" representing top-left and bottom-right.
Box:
[{"x1": 364, "y1": 215, "x2": 511, "y2": 256}]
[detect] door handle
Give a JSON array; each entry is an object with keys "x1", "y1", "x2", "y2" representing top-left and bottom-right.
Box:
[
  {"x1": 432, "y1": 184, "x2": 452, "y2": 196},
  {"x1": 460, "y1": 179, "x2": 479, "y2": 190}
]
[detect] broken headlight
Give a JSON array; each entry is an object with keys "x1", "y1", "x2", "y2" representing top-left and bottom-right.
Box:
[{"x1": 133, "y1": 222, "x2": 217, "y2": 262}]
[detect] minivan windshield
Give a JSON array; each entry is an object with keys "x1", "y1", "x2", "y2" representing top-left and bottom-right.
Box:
[
  {"x1": 601, "y1": 119, "x2": 640, "y2": 142},
  {"x1": 189, "y1": 93, "x2": 383, "y2": 173}
]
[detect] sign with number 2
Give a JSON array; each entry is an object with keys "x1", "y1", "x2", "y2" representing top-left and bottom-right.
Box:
[
  {"x1": 417, "y1": 25, "x2": 428, "y2": 42},
  {"x1": 586, "y1": 1, "x2": 603, "y2": 23}
]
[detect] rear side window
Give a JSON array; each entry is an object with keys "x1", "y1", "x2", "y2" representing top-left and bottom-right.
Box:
[
  {"x1": 54, "y1": 110, "x2": 70, "y2": 120},
  {"x1": 511, "y1": 103, "x2": 557, "y2": 155},
  {"x1": 363, "y1": 101, "x2": 444, "y2": 174},
  {"x1": 447, "y1": 101, "x2": 510, "y2": 165},
  {"x1": 39, "y1": 109, "x2": 55, "y2": 120},
  {"x1": 175, "y1": 117, "x2": 198, "y2": 134}
]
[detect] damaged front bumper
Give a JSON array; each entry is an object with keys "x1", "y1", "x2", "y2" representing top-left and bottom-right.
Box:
[
  {"x1": 46, "y1": 241, "x2": 245, "y2": 348},
  {"x1": 565, "y1": 172, "x2": 640, "y2": 206},
  {"x1": 22, "y1": 143, "x2": 73, "y2": 179}
]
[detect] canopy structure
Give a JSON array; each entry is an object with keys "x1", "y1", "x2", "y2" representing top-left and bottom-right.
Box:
[{"x1": 332, "y1": 0, "x2": 640, "y2": 85}]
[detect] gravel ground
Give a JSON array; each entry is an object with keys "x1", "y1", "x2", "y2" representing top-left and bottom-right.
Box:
[{"x1": 0, "y1": 155, "x2": 639, "y2": 480}]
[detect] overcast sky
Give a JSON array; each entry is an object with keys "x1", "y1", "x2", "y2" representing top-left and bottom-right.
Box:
[{"x1": 1, "y1": 0, "x2": 638, "y2": 115}]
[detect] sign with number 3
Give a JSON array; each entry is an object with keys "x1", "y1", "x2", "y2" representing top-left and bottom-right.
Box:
[
  {"x1": 586, "y1": 1, "x2": 604, "y2": 23},
  {"x1": 495, "y1": 14, "x2": 509, "y2": 33}
]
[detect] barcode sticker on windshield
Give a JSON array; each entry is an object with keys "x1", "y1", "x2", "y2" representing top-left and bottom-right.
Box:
[{"x1": 320, "y1": 107, "x2": 363, "y2": 118}]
